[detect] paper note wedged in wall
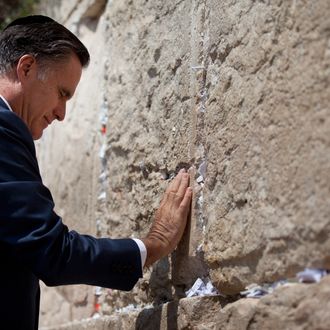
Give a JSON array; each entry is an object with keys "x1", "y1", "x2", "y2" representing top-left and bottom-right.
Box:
[{"x1": 185, "y1": 278, "x2": 219, "y2": 297}]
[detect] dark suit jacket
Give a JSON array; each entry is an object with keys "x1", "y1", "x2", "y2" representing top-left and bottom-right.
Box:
[{"x1": 0, "y1": 99, "x2": 142, "y2": 330}]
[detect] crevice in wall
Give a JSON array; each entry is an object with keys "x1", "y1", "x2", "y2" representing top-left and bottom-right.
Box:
[
  {"x1": 81, "y1": 0, "x2": 107, "y2": 20},
  {"x1": 62, "y1": 0, "x2": 83, "y2": 24},
  {"x1": 170, "y1": 0, "x2": 211, "y2": 296},
  {"x1": 95, "y1": 59, "x2": 111, "y2": 238},
  {"x1": 63, "y1": 0, "x2": 107, "y2": 32}
]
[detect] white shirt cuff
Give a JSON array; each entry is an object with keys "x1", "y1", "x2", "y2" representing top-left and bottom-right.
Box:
[{"x1": 132, "y1": 238, "x2": 147, "y2": 269}]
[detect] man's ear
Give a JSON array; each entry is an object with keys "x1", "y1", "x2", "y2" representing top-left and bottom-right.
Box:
[{"x1": 16, "y1": 54, "x2": 37, "y2": 82}]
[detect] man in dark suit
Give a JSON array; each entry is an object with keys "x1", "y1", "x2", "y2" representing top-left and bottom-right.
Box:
[{"x1": 0, "y1": 16, "x2": 192, "y2": 329}]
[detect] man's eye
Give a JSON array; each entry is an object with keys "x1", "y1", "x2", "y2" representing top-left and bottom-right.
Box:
[
  {"x1": 59, "y1": 90, "x2": 66, "y2": 98},
  {"x1": 59, "y1": 89, "x2": 71, "y2": 100}
]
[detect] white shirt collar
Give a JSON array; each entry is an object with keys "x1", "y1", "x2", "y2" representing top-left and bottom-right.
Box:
[{"x1": 0, "y1": 95, "x2": 13, "y2": 112}]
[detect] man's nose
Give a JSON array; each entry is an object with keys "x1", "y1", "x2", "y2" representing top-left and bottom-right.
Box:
[{"x1": 54, "y1": 102, "x2": 66, "y2": 121}]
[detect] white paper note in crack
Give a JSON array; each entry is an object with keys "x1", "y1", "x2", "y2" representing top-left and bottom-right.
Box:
[
  {"x1": 297, "y1": 268, "x2": 328, "y2": 283},
  {"x1": 185, "y1": 278, "x2": 219, "y2": 297}
]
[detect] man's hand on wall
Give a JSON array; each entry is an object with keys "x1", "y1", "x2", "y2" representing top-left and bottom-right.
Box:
[{"x1": 142, "y1": 169, "x2": 192, "y2": 267}]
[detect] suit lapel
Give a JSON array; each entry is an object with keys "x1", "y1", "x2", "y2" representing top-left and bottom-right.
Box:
[{"x1": 0, "y1": 96, "x2": 10, "y2": 111}]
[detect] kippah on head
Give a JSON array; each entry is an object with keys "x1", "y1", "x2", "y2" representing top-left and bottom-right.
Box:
[{"x1": 4, "y1": 15, "x2": 55, "y2": 31}]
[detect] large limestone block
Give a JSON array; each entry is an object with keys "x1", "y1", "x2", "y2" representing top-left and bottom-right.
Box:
[
  {"x1": 246, "y1": 277, "x2": 330, "y2": 330},
  {"x1": 101, "y1": 0, "x2": 193, "y2": 239},
  {"x1": 98, "y1": 0, "x2": 203, "y2": 307},
  {"x1": 203, "y1": 0, "x2": 330, "y2": 293}
]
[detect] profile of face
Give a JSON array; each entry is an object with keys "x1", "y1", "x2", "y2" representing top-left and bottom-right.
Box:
[{"x1": 16, "y1": 53, "x2": 82, "y2": 139}]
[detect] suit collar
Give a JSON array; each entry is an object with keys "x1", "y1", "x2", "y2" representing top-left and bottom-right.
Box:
[
  {"x1": 0, "y1": 96, "x2": 8, "y2": 110},
  {"x1": 0, "y1": 95, "x2": 13, "y2": 112},
  {"x1": 0, "y1": 95, "x2": 12, "y2": 111}
]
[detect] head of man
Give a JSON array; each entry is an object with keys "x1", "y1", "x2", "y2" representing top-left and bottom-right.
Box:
[{"x1": 0, "y1": 15, "x2": 90, "y2": 139}]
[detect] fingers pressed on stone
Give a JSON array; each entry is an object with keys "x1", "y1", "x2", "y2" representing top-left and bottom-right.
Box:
[
  {"x1": 180, "y1": 187, "x2": 192, "y2": 209},
  {"x1": 145, "y1": 169, "x2": 191, "y2": 266},
  {"x1": 177, "y1": 173, "x2": 190, "y2": 198},
  {"x1": 166, "y1": 169, "x2": 185, "y2": 194},
  {"x1": 167, "y1": 191, "x2": 178, "y2": 204}
]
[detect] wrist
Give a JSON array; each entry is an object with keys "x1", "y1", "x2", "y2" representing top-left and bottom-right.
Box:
[{"x1": 141, "y1": 237, "x2": 162, "y2": 268}]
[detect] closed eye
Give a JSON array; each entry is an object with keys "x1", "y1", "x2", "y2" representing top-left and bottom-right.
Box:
[{"x1": 59, "y1": 88, "x2": 72, "y2": 100}]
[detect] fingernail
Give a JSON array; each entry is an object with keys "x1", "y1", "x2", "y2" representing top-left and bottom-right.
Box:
[{"x1": 179, "y1": 168, "x2": 186, "y2": 174}]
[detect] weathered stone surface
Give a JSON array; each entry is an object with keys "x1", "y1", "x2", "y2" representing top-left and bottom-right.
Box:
[
  {"x1": 36, "y1": 0, "x2": 330, "y2": 327},
  {"x1": 246, "y1": 276, "x2": 330, "y2": 330},
  {"x1": 39, "y1": 283, "x2": 71, "y2": 328},
  {"x1": 41, "y1": 276, "x2": 330, "y2": 330},
  {"x1": 99, "y1": 0, "x2": 195, "y2": 239},
  {"x1": 99, "y1": 0, "x2": 209, "y2": 300},
  {"x1": 41, "y1": 310, "x2": 140, "y2": 330},
  {"x1": 203, "y1": 0, "x2": 330, "y2": 294},
  {"x1": 39, "y1": 0, "x2": 107, "y2": 24}
]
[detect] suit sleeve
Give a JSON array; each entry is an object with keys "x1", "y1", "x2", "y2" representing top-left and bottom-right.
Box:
[{"x1": 0, "y1": 110, "x2": 142, "y2": 290}]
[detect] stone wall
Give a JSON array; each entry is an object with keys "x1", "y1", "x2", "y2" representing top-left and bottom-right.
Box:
[
  {"x1": 36, "y1": 0, "x2": 330, "y2": 328},
  {"x1": 42, "y1": 277, "x2": 330, "y2": 330}
]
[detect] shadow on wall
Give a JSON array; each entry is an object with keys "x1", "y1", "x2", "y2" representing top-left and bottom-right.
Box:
[
  {"x1": 135, "y1": 300, "x2": 179, "y2": 330},
  {"x1": 147, "y1": 203, "x2": 210, "y2": 304}
]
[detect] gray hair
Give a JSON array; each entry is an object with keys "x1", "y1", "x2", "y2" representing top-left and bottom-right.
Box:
[{"x1": 0, "y1": 15, "x2": 90, "y2": 76}]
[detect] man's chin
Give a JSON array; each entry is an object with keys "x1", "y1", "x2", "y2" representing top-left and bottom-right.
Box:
[{"x1": 32, "y1": 130, "x2": 43, "y2": 140}]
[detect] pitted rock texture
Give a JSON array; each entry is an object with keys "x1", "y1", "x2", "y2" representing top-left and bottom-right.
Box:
[
  {"x1": 37, "y1": 0, "x2": 330, "y2": 327},
  {"x1": 203, "y1": 0, "x2": 330, "y2": 294},
  {"x1": 41, "y1": 276, "x2": 330, "y2": 330}
]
